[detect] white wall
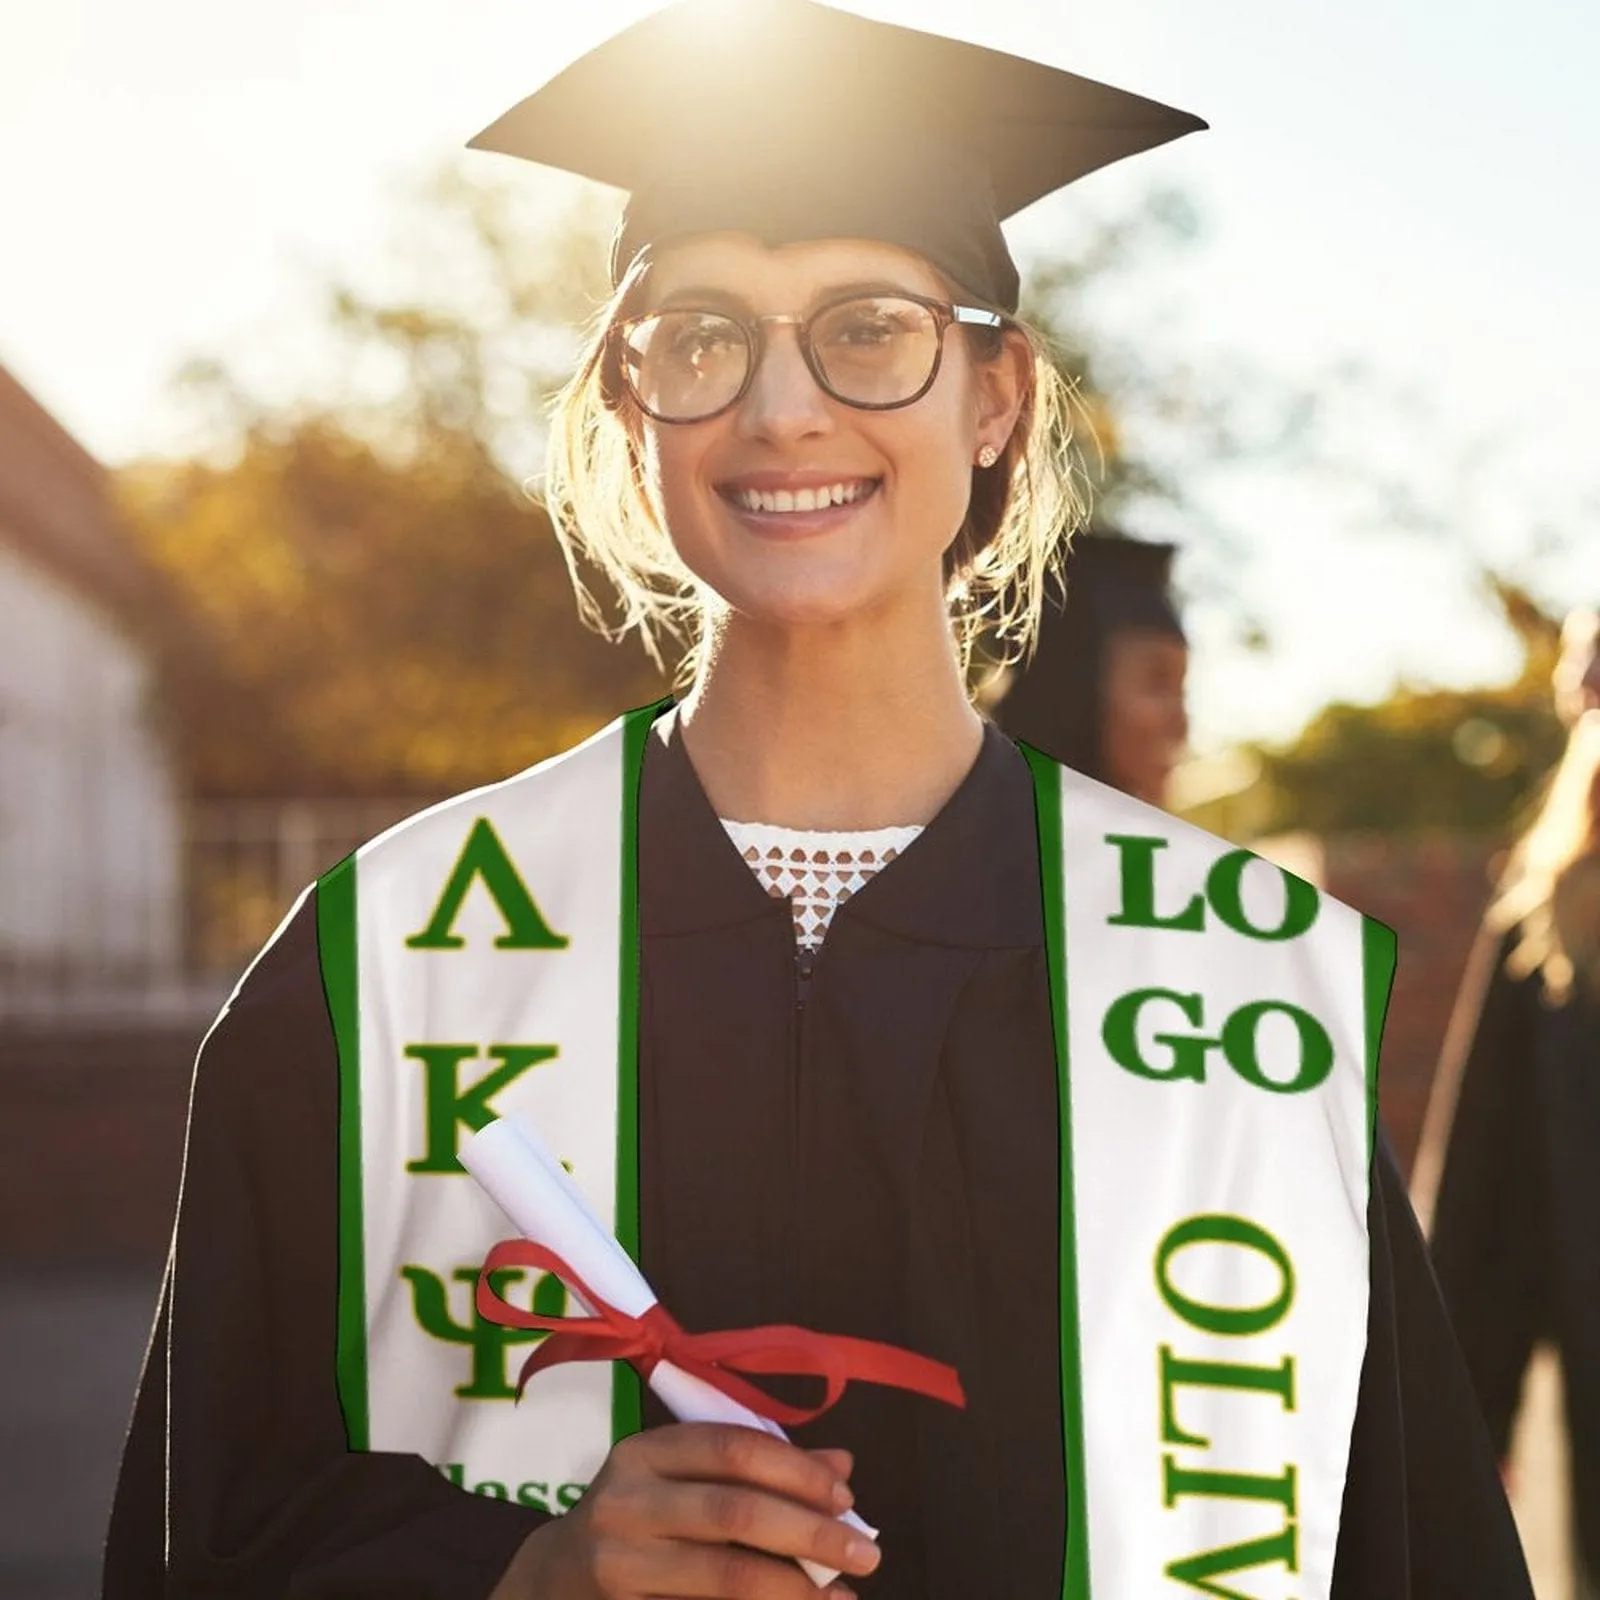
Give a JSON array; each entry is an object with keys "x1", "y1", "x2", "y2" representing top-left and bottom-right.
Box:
[{"x1": 0, "y1": 539, "x2": 182, "y2": 975}]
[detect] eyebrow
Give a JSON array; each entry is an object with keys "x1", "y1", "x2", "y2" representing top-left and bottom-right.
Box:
[{"x1": 651, "y1": 277, "x2": 933, "y2": 314}]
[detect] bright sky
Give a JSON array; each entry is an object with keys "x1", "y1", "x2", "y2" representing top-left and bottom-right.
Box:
[{"x1": 4, "y1": 0, "x2": 1597, "y2": 751}]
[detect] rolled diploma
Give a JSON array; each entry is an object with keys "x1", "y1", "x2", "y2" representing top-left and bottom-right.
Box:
[{"x1": 461, "y1": 1116, "x2": 875, "y2": 1588}]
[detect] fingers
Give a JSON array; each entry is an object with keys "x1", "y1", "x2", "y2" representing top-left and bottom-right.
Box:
[
  {"x1": 627, "y1": 1424, "x2": 853, "y2": 1517},
  {"x1": 606, "y1": 1536, "x2": 860, "y2": 1599},
  {"x1": 633, "y1": 1480, "x2": 879, "y2": 1580},
  {"x1": 565, "y1": 1427, "x2": 873, "y2": 1600},
  {"x1": 807, "y1": 1448, "x2": 854, "y2": 1483}
]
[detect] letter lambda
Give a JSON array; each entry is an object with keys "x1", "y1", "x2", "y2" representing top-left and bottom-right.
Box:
[{"x1": 406, "y1": 817, "x2": 570, "y2": 950}]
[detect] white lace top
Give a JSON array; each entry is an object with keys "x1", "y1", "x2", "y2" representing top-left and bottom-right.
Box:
[{"x1": 720, "y1": 820, "x2": 925, "y2": 951}]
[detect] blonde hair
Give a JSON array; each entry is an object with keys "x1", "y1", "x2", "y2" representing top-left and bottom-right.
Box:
[
  {"x1": 1490, "y1": 710, "x2": 1600, "y2": 1003},
  {"x1": 542, "y1": 264, "x2": 1091, "y2": 684}
]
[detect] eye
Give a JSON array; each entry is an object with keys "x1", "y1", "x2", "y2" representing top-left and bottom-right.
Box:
[
  {"x1": 662, "y1": 313, "x2": 742, "y2": 367},
  {"x1": 824, "y1": 303, "x2": 916, "y2": 348}
]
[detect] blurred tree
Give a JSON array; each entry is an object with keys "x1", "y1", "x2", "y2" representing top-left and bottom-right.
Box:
[
  {"x1": 1181, "y1": 575, "x2": 1567, "y2": 840},
  {"x1": 117, "y1": 175, "x2": 666, "y2": 797},
  {"x1": 120, "y1": 421, "x2": 663, "y2": 797}
]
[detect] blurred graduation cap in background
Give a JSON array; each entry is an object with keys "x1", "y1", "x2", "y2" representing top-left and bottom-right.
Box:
[
  {"x1": 994, "y1": 533, "x2": 1188, "y2": 788},
  {"x1": 468, "y1": 0, "x2": 1205, "y2": 312}
]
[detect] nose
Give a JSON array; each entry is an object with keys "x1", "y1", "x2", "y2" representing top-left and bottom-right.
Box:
[{"x1": 732, "y1": 323, "x2": 834, "y2": 444}]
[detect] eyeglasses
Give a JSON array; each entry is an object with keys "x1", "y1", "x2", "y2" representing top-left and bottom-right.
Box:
[{"x1": 610, "y1": 291, "x2": 1006, "y2": 424}]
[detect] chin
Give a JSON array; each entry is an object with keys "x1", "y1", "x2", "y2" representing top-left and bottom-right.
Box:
[
  {"x1": 715, "y1": 576, "x2": 890, "y2": 633},
  {"x1": 684, "y1": 547, "x2": 901, "y2": 634}
]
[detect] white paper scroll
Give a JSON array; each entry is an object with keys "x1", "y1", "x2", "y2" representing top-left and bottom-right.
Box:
[{"x1": 461, "y1": 1116, "x2": 876, "y2": 1588}]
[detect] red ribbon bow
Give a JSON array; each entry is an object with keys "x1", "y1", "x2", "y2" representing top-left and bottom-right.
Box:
[{"x1": 476, "y1": 1238, "x2": 966, "y2": 1429}]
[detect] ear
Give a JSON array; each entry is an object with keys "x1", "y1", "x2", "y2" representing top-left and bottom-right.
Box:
[{"x1": 971, "y1": 327, "x2": 1031, "y2": 460}]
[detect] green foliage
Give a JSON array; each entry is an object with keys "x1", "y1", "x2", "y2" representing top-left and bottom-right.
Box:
[
  {"x1": 118, "y1": 175, "x2": 665, "y2": 797},
  {"x1": 1182, "y1": 578, "x2": 1567, "y2": 840},
  {"x1": 1251, "y1": 686, "x2": 1562, "y2": 835},
  {"x1": 119, "y1": 414, "x2": 664, "y2": 798}
]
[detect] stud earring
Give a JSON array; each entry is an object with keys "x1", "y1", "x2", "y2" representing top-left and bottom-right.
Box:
[{"x1": 977, "y1": 445, "x2": 999, "y2": 469}]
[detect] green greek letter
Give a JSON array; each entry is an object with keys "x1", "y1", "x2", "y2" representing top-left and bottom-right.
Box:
[
  {"x1": 406, "y1": 1042, "x2": 559, "y2": 1173},
  {"x1": 406, "y1": 818, "x2": 569, "y2": 950}
]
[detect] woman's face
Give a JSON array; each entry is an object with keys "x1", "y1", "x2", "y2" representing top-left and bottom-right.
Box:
[
  {"x1": 1100, "y1": 629, "x2": 1189, "y2": 806},
  {"x1": 628, "y1": 233, "x2": 1026, "y2": 635}
]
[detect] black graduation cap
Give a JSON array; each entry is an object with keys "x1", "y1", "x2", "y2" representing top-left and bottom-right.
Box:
[
  {"x1": 994, "y1": 533, "x2": 1186, "y2": 777},
  {"x1": 468, "y1": 0, "x2": 1205, "y2": 312}
]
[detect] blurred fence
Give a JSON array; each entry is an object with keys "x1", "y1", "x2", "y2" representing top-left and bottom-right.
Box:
[{"x1": 0, "y1": 796, "x2": 437, "y2": 1027}]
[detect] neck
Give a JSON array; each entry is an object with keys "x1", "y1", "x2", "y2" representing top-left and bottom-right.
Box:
[{"x1": 676, "y1": 594, "x2": 984, "y2": 830}]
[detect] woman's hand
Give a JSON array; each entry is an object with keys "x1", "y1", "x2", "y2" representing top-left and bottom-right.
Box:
[{"x1": 491, "y1": 1424, "x2": 879, "y2": 1599}]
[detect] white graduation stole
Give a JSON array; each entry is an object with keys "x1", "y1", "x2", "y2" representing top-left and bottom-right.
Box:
[{"x1": 318, "y1": 702, "x2": 1392, "y2": 1596}]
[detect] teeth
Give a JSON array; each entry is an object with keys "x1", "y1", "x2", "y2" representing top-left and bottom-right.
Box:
[{"x1": 733, "y1": 481, "x2": 872, "y2": 514}]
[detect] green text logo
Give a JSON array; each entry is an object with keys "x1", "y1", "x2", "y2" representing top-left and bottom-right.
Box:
[
  {"x1": 1106, "y1": 835, "x2": 1319, "y2": 943},
  {"x1": 1103, "y1": 990, "x2": 1334, "y2": 1095}
]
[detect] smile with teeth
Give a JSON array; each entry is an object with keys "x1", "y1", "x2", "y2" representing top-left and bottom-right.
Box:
[{"x1": 727, "y1": 479, "x2": 878, "y2": 514}]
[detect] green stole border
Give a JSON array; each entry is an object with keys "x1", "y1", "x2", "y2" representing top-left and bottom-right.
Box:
[
  {"x1": 1021, "y1": 744, "x2": 1091, "y2": 1600},
  {"x1": 317, "y1": 854, "x2": 368, "y2": 1451},
  {"x1": 1362, "y1": 918, "x2": 1397, "y2": 1166},
  {"x1": 609, "y1": 699, "x2": 675, "y2": 1438}
]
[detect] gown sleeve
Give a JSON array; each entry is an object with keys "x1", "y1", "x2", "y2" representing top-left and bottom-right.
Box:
[
  {"x1": 102, "y1": 885, "x2": 549, "y2": 1598},
  {"x1": 1332, "y1": 1136, "x2": 1534, "y2": 1598},
  {"x1": 1422, "y1": 927, "x2": 1548, "y2": 1455}
]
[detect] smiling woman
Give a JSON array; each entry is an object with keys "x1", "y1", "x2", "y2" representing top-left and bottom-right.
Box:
[
  {"x1": 105, "y1": 3, "x2": 1535, "y2": 1599},
  {"x1": 546, "y1": 236, "x2": 1082, "y2": 693}
]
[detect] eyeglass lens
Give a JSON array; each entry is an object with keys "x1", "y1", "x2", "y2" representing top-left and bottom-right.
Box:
[{"x1": 622, "y1": 296, "x2": 942, "y2": 421}]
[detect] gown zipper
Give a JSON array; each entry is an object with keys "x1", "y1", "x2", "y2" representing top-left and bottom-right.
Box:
[{"x1": 787, "y1": 927, "x2": 816, "y2": 1312}]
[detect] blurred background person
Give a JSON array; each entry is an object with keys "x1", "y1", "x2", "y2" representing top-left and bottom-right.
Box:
[
  {"x1": 1417, "y1": 605, "x2": 1600, "y2": 1600},
  {"x1": 991, "y1": 532, "x2": 1188, "y2": 807}
]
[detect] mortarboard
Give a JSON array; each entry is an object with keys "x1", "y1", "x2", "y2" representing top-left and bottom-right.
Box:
[
  {"x1": 468, "y1": 0, "x2": 1205, "y2": 313},
  {"x1": 994, "y1": 532, "x2": 1185, "y2": 776}
]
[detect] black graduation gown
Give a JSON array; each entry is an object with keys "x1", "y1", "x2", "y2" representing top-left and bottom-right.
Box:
[
  {"x1": 104, "y1": 721, "x2": 1532, "y2": 1598},
  {"x1": 1426, "y1": 920, "x2": 1600, "y2": 1581}
]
